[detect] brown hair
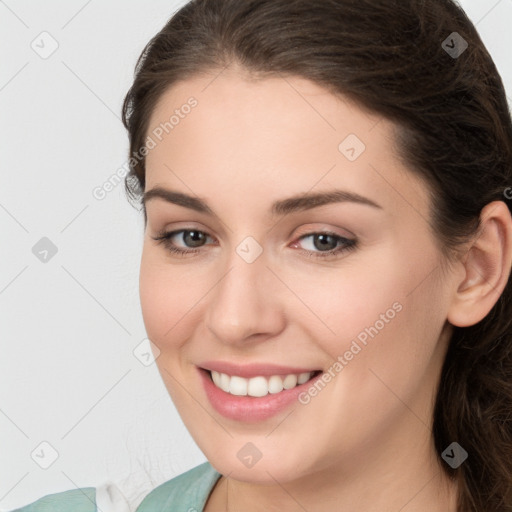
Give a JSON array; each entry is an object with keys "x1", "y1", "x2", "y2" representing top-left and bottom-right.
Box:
[{"x1": 122, "y1": 1, "x2": 512, "y2": 509}]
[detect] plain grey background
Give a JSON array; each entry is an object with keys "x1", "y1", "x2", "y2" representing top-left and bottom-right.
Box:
[{"x1": 1, "y1": 0, "x2": 511, "y2": 510}]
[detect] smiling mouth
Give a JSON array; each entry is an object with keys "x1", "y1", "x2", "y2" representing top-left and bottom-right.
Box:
[{"x1": 205, "y1": 369, "x2": 323, "y2": 397}]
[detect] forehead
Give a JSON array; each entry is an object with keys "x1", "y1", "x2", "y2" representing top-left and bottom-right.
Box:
[{"x1": 144, "y1": 69, "x2": 429, "y2": 217}]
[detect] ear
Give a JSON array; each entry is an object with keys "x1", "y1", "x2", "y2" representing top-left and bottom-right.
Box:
[{"x1": 447, "y1": 201, "x2": 512, "y2": 327}]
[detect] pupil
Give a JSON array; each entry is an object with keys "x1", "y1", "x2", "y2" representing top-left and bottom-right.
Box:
[
  {"x1": 314, "y1": 234, "x2": 336, "y2": 251},
  {"x1": 185, "y1": 231, "x2": 205, "y2": 247}
]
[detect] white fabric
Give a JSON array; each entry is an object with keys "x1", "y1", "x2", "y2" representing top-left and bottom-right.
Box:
[{"x1": 95, "y1": 482, "x2": 131, "y2": 512}]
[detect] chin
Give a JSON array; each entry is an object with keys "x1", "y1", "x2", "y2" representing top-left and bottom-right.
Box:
[{"x1": 204, "y1": 443, "x2": 313, "y2": 485}]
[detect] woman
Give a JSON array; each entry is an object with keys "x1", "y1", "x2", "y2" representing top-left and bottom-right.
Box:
[{"x1": 13, "y1": 0, "x2": 512, "y2": 510}]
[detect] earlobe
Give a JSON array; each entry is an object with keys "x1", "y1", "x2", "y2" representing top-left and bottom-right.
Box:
[{"x1": 447, "y1": 201, "x2": 512, "y2": 328}]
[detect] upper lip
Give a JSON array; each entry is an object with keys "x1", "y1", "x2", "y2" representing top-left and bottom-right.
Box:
[{"x1": 199, "y1": 360, "x2": 321, "y2": 378}]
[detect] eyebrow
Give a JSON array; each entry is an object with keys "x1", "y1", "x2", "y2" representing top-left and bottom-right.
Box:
[{"x1": 143, "y1": 186, "x2": 382, "y2": 216}]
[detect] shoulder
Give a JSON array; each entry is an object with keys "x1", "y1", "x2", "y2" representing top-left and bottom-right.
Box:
[
  {"x1": 10, "y1": 488, "x2": 96, "y2": 512},
  {"x1": 136, "y1": 461, "x2": 222, "y2": 511},
  {"x1": 10, "y1": 463, "x2": 222, "y2": 512}
]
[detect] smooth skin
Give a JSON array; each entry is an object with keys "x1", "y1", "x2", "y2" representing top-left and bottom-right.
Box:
[{"x1": 139, "y1": 65, "x2": 512, "y2": 512}]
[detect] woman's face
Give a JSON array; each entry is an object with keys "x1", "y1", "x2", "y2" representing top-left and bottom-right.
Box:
[{"x1": 140, "y1": 67, "x2": 457, "y2": 485}]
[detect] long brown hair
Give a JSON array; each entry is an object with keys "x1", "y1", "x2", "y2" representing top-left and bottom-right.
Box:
[{"x1": 122, "y1": 1, "x2": 512, "y2": 509}]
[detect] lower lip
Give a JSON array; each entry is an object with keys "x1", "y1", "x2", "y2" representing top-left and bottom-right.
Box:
[{"x1": 198, "y1": 368, "x2": 322, "y2": 422}]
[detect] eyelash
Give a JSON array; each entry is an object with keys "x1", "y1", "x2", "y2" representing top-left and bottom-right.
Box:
[{"x1": 152, "y1": 229, "x2": 357, "y2": 260}]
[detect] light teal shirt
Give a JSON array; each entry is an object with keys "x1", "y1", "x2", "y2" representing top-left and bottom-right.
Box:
[{"x1": 11, "y1": 462, "x2": 221, "y2": 512}]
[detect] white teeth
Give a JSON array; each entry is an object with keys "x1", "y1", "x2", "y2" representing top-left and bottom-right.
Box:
[
  {"x1": 247, "y1": 376, "x2": 268, "y2": 397},
  {"x1": 268, "y1": 375, "x2": 284, "y2": 394},
  {"x1": 210, "y1": 370, "x2": 315, "y2": 397},
  {"x1": 219, "y1": 372, "x2": 230, "y2": 393},
  {"x1": 297, "y1": 372, "x2": 311, "y2": 385},
  {"x1": 229, "y1": 376, "x2": 248, "y2": 396},
  {"x1": 283, "y1": 374, "x2": 298, "y2": 389}
]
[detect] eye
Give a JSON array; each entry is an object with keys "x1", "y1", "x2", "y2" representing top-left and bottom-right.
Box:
[
  {"x1": 152, "y1": 229, "x2": 215, "y2": 256},
  {"x1": 151, "y1": 228, "x2": 357, "y2": 260},
  {"x1": 292, "y1": 231, "x2": 357, "y2": 259}
]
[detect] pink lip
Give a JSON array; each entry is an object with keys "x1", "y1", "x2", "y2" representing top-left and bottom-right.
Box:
[
  {"x1": 197, "y1": 366, "x2": 323, "y2": 422},
  {"x1": 199, "y1": 360, "x2": 319, "y2": 378}
]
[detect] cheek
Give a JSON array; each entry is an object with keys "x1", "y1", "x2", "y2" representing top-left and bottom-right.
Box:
[
  {"x1": 289, "y1": 242, "x2": 444, "y2": 376},
  {"x1": 139, "y1": 249, "x2": 200, "y2": 347},
  {"x1": 275, "y1": 254, "x2": 399, "y2": 349},
  {"x1": 318, "y1": 263, "x2": 447, "y2": 421}
]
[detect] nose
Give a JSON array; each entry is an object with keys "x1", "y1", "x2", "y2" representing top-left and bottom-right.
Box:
[{"x1": 204, "y1": 251, "x2": 286, "y2": 346}]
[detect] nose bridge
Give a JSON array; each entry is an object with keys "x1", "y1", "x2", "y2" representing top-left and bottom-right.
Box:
[{"x1": 205, "y1": 241, "x2": 284, "y2": 344}]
